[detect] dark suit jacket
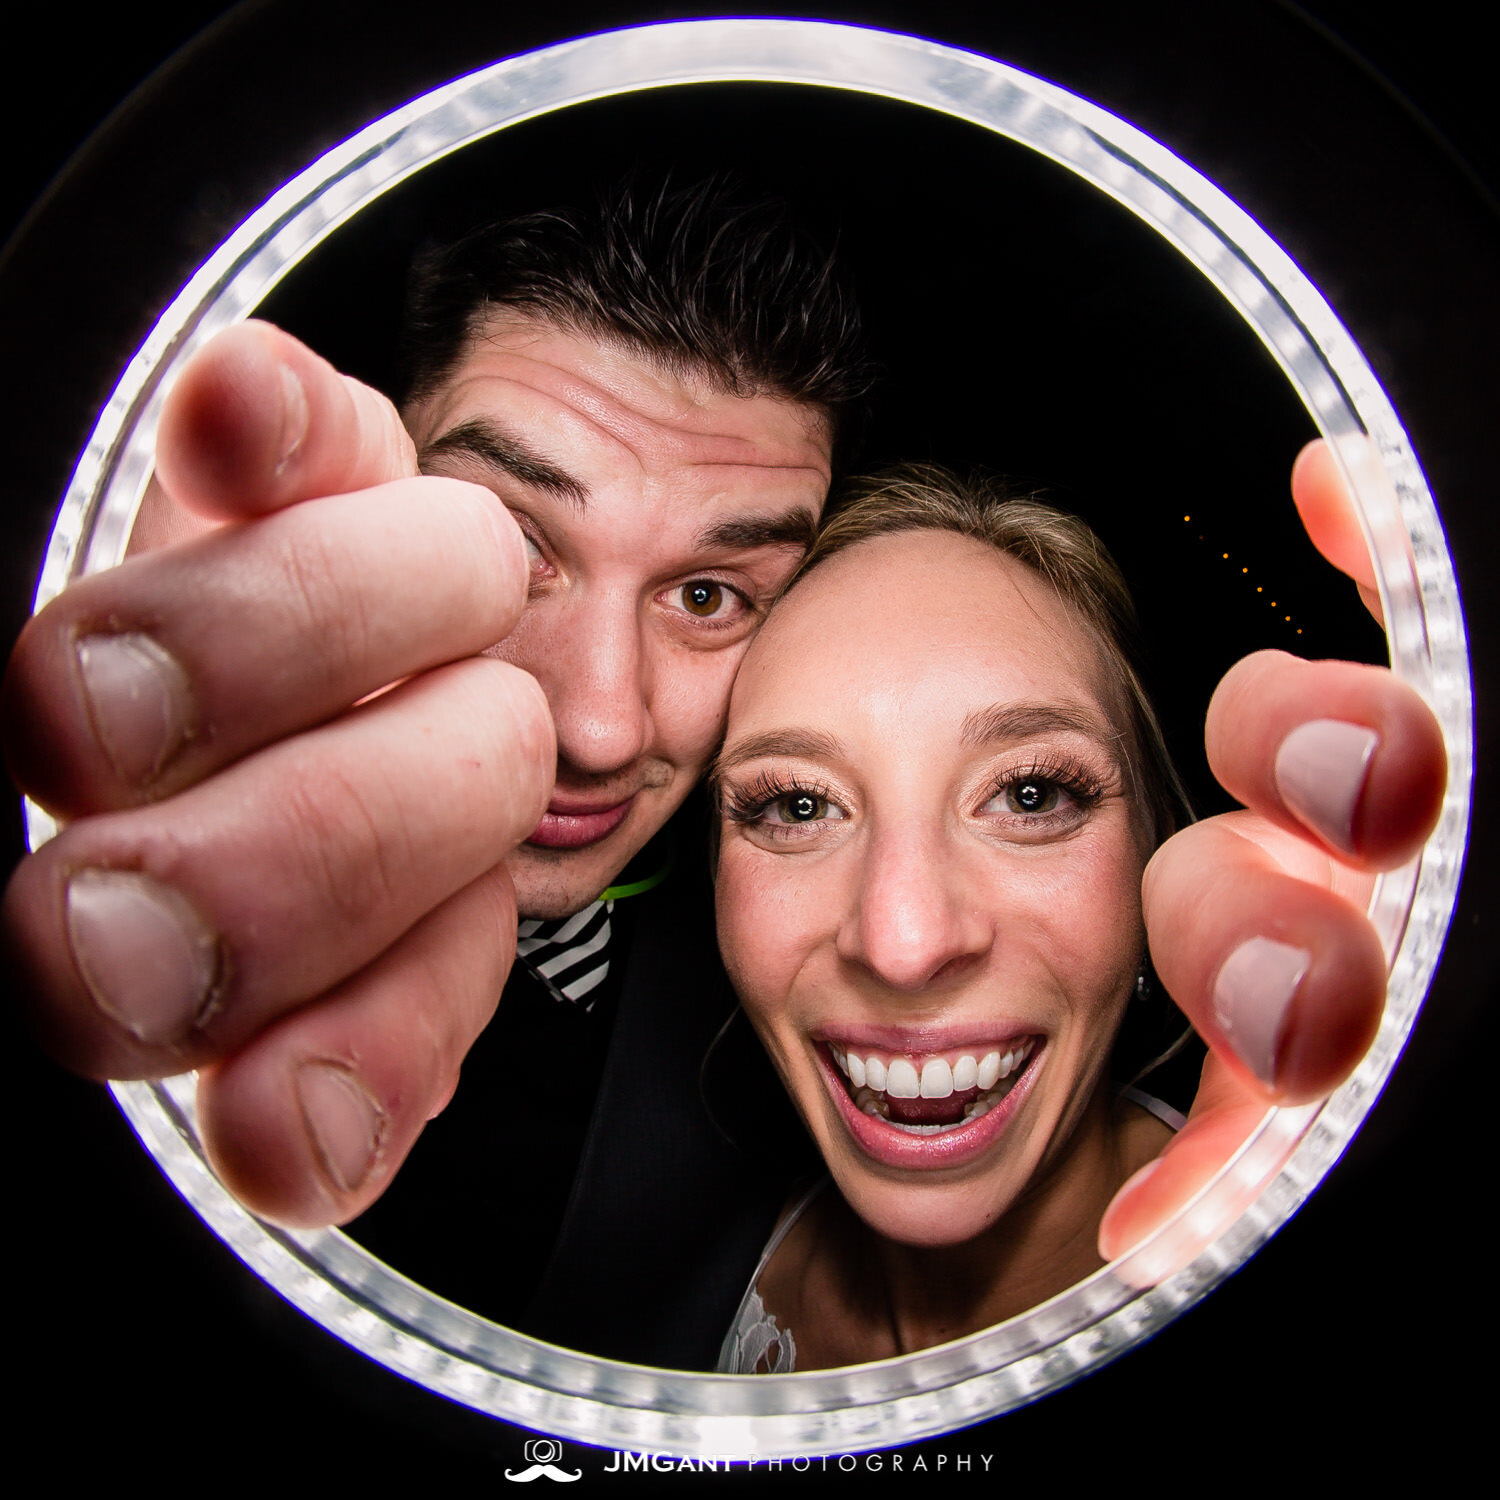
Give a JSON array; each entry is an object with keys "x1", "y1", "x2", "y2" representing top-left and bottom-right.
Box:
[{"x1": 351, "y1": 817, "x2": 810, "y2": 1370}]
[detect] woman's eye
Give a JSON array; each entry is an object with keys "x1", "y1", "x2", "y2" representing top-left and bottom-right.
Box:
[
  {"x1": 732, "y1": 788, "x2": 848, "y2": 832},
  {"x1": 523, "y1": 534, "x2": 545, "y2": 569},
  {"x1": 675, "y1": 580, "x2": 739, "y2": 619},
  {"x1": 770, "y1": 792, "x2": 837, "y2": 824},
  {"x1": 983, "y1": 778, "x2": 1066, "y2": 816},
  {"x1": 1009, "y1": 779, "x2": 1060, "y2": 814}
]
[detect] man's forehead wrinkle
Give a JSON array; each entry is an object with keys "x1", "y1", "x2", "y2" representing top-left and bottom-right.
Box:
[
  {"x1": 681, "y1": 449, "x2": 831, "y2": 481},
  {"x1": 477, "y1": 311, "x2": 787, "y2": 430},
  {"x1": 433, "y1": 325, "x2": 833, "y2": 478},
  {"x1": 426, "y1": 370, "x2": 755, "y2": 487},
  {"x1": 460, "y1": 330, "x2": 725, "y2": 446}
]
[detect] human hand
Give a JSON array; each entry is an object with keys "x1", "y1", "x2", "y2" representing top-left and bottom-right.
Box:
[
  {"x1": 1099, "y1": 439, "x2": 1447, "y2": 1261},
  {"x1": 3, "y1": 321, "x2": 555, "y2": 1227}
]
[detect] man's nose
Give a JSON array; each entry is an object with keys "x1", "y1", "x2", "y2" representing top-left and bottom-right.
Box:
[
  {"x1": 836, "y1": 820, "x2": 993, "y2": 992},
  {"x1": 538, "y1": 598, "x2": 652, "y2": 778}
]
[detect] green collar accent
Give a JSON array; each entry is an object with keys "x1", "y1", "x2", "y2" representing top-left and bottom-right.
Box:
[{"x1": 599, "y1": 842, "x2": 677, "y2": 902}]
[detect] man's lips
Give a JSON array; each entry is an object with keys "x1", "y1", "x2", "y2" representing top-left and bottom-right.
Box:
[{"x1": 527, "y1": 795, "x2": 635, "y2": 849}]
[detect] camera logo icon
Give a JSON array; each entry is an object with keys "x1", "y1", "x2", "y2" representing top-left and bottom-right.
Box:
[{"x1": 505, "y1": 1437, "x2": 582, "y2": 1483}]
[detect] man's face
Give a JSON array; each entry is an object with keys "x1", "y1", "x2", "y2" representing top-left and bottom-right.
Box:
[{"x1": 405, "y1": 313, "x2": 834, "y2": 919}]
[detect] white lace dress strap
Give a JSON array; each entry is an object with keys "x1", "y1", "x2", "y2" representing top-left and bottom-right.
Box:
[{"x1": 716, "y1": 1177, "x2": 829, "y2": 1375}]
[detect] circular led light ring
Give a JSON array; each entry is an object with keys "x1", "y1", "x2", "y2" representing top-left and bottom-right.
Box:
[{"x1": 30, "y1": 19, "x2": 1472, "y2": 1456}]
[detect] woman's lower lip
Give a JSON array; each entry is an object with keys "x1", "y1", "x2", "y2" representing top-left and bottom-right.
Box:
[
  {"x1": 819, "y1": 1046, "x2": 1042, "y2": 1171},
  {"x1": 526, "y1": 798, "x2": 634, "y2": 849}
]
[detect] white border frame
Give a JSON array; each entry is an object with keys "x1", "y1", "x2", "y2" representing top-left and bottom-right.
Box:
[{"x1": 26, "y1": 19, "x2": 1472, "y2": 1456}]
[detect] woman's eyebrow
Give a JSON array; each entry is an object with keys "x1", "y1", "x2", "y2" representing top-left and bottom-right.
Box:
[
  {"x1": 713, "y1": 728, "x2": 845, "y2": 778},
  {"x1": 961, "y1": 701, "x2": 1123, "y2": 755}
]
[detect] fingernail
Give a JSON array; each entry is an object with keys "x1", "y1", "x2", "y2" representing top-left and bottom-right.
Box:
[
  {"x1": 296, "y1": 1062, "x2": 385, "y2": 1193},
  {"x1": 65, "y1": 869, "x2": 223, "y2": 1045},
  {"x1": 76, "y1": 633, "x2": 196, "y2": 788},
  {"x1": 1274, "y1": 719, "x2": 1380, "y2": 856},
  {"x1": 1212, "y1": 936, "x2": 1311, "y2": 1088},
  {"x1": 276, "y1": 361, "x2": 308, "y2": 473}
]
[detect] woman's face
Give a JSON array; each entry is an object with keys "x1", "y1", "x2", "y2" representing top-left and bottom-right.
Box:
[{"x1": 715, "y1": 530, "x2": 1152, "y2": 1248}]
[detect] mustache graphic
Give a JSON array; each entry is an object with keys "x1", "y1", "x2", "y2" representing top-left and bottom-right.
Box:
[{"x1": 502, "y1": 1462, "x2": 582, "y2": 1483}]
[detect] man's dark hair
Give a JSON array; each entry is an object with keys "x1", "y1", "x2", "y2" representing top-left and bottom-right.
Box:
[{"x1": 398, "y1": 175, "x2": 873, "y2": 457}]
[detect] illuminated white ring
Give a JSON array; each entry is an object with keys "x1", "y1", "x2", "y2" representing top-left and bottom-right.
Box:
[{"x1": 28, "y1": 18, "x2": 1472, "y2": 1456}]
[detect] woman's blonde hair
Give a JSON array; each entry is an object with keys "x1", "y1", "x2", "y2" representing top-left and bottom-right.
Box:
[{"x1": 787, "y1": 463, "x2": 1192, "y2": 846}]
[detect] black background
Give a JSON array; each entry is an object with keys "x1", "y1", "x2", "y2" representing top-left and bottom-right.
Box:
[{"x1": 3, "y1": 1, "x2": 1492, "y2": 1482}]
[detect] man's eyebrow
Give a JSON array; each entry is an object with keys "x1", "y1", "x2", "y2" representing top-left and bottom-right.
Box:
[
  {"x1": 961, "y1": 701, "x2": 1123, "y2": 756},
  {"x1": 711, "y1": 728, "x2": 845, "y2": 780},
  {"x1": 419, "y1": 417, "x2": 590, "y2": 508},
  {"x1": 695, "y1": 508, "x2": 819, "y2": 554}
]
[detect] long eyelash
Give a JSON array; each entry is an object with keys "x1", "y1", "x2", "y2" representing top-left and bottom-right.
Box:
[
  {"x1": 988, "y1": 754, "x2": 1106, "y2": 808},
  {"x1": 717, "y1": 582, "x2": 764, "y2": 620},
  {"x1": 719, "y1": 770, "x2": 835, "y2": 824}
]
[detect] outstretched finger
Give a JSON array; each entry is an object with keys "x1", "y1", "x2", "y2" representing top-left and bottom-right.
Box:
[
  {"x1": 1290, "y1": 439, "x2": 1382, "y2": 620},
  {"x1": 1098, "y1": 1052, "x2": 1268, "y2": 1263},
  {"x1": 197, "y1": 864, "x2": 515, "y2": 1227},
  {"x1": 154, "y1": 320, "x2": 419, "y2": 522},
  {"x1": 5, "y1": 655, "x2": 554, "y2": 1083},
  {"x1": 1142, "y1": 812, "x2": 1387, "y2": 1103},
  {"x1": 4, "y1": 475, "x2": 530, "y2": 818},
  {"x1": 1206, "y1": 650, "x2": 1447, "y2": 868}
]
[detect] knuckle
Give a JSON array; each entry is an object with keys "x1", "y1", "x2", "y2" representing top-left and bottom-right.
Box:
[
  {"x1": 276, "y1": 758, "x2": 406, "y2": 927},
  {"x1": 268, "y1": 526, "x2": 372, "y2": 692}
]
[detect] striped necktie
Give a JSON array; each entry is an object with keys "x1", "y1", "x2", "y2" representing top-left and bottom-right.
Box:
[{"x1": 515, "y1": 899, "x2": 614, "y2": 1009}]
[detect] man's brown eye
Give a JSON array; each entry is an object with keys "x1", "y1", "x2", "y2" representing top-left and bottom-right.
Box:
[{"x1": 682, "y1": 581, "x2": 725, "y2": 616}]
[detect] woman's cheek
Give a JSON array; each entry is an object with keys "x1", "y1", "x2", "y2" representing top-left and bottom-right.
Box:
[
  {"x1": 1068, "y1": 846, "x2": 1148, "y2": 1018},
  {"x1": 716, "y1": 843, "x2": 840, "y2": 1014}
]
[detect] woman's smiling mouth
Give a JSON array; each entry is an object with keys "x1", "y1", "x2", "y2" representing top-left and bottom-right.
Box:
[{"x1": 814, "y1": 1034, "x2": 1044, "y2": 1169}]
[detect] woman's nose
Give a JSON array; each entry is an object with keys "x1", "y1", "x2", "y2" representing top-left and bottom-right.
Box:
[{"x1": 837, "y1": 823, "x2": 992, "y2": 992}]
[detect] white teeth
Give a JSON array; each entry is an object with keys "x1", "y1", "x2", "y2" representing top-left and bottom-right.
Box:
[
  {"x1": 885, "y1": 1058, "x2": 920, "y2": 1098},
  {"x1": 919, "y1": 1058, "x2": 953, "y2": 1098},
  {"x1": 1001, "y1": 1040, "x2": 1036, "y2": 1078},
  {"x1": 831, "y1": 1039, "x2": 1037, "y2": 1108}
]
